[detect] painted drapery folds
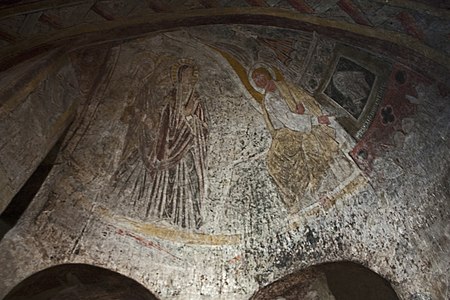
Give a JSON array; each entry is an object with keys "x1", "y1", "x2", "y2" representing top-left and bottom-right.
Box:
[
  {"x1": 206, "y1": 35, "x2": 362, "y2": 215},
  {"x1": 104, "y1": 30, "x2": 365, "y2": 229},
  {"x1": 245, "y1": 65, "x2": 357, "y2": 212},
  {"x1": 110, "y1": 58, "x2": 208, "y2": 229},
  {"x1": 0, "y1": 22, "x2": 448, "y2": 299}
]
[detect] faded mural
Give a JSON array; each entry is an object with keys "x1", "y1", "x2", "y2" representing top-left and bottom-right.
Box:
[
  {"x1": 246, "y1": 64, "x2": 358, "y2": 212},
  {"x1": 94, "y1": 26, "x2": 366, "y2": 233},
  {"x1": 2, "y1": 22, "x2": 447, "y2": 300},
  {"x1": 109, "y1": 58, "x2": 208, "y2": 229},
  {"x1": 324, "y1": 57, "x2": 375, "y2": 119}
]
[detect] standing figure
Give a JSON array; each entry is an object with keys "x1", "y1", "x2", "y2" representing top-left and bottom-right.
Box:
[
  {"x1": 251, "y1": 67, "x2": 340, "y2": 212},
  {"x1": 112, "y1": 59, "x2": 208, "y2": 229}
]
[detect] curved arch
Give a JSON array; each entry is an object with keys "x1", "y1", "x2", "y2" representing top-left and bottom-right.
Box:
[
  {"x1": 251, "y1": 261, "x2": 399, "y2": 300},
  {"x1": 3, "y1": 263, "x2": 159, "y2": 300},
  {"x1": 0, "y1": 7, "x2": 448, "y2": 78}
]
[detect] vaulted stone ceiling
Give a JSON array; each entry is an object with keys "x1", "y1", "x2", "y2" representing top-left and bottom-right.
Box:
[
  {"x1": 0, "y1": 1, "x2": 449, "y2": 300},
  {"x1": 0, "y1": 0, "x2": 449, "y2": 73}
]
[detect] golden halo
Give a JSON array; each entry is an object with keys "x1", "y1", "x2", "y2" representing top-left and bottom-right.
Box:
[
  {"x1": 170, "y1": 58, "x2": 199, "y2": 84},
  {"x1": 248, "y1": 63, "x2": 279, "y2": 93}
]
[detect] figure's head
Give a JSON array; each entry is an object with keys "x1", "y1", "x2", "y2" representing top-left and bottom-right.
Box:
[
  {"x1": 251, "y1": 67, "x2": 273, "y2": 89},
  {"x1": 171, "y1": 59, "x2": 199, "y2": 86},
  {"x1": 178, "y1": 65, "x2": 197, "y2": 85}
]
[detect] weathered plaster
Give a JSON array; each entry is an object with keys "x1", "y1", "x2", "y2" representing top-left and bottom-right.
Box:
[
  {"x1": 0, "y1": 55, "x2": 79, "y2": 213},
  {"x1": 0, "y1": 25, "x2": 448, "y2": 299}
]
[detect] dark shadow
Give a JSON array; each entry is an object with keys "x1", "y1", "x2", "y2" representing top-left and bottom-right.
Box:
[
  {"x1": 3, "y1": 263, "x2": 159, "y2": 300},
  {"x1": 0, "y1": 132, "x2": 66, "y2": 240},
  {"x1": 317, "y1": 262, "x2": 399, "y2": 300},
  {"x1": 251, "y1": 261, "x2": 399, "y2": 300}
]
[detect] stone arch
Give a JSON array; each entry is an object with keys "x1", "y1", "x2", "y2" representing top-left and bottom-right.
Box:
[
  {"x1": 251, "y1": 261, "x2": 399, "y2": 300},
  {"x1": 3, "y1": 263, "x2": 159, "y2": 300},
  {"x1": 0, "y1": 8, "x2": 448, "y2": 298}
]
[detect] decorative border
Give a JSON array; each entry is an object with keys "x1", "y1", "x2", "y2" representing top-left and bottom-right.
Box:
[
  {"x1": 355, "y1": 81, "x2": 386, "y2": 140},
  {"x1": 314, "y1": 44, "x2": 391, "y2": 139}
]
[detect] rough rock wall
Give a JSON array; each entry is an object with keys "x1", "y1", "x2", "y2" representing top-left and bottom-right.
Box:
[
  {"x1": 0, "y1": 25, "x2": 448, "y2": 299},
  {"x1": 4, "y1": 264, "x2": 158, "y2": 300},
  {"x1": 0, "y1": 53, "x2": 79, "y2": 213}
]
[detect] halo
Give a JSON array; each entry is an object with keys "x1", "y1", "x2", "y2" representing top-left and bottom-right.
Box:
[
  {"x1": 248, "y1": 62, "x2": 278, "y2": 93},
  {"x1": 170, "y1": 58, "x2": 199, "y2": 84}
]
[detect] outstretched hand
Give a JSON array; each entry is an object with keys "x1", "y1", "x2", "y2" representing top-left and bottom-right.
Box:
[
  {"x1": 318, "y1": 115, "x2": 330, "y2": 125},
  {"x1": 296, "y1": 103, "x2": 305, "y2": 115}
]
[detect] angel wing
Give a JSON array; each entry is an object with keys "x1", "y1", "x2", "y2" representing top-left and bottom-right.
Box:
[{"x1": 208, "y1": 44, "x2": 284, "y2": 104}]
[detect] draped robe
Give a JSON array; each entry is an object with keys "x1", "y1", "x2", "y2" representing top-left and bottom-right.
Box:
[
  {"x1": 263, "y1": 81, "x2": 340, "y2": 212},
  {"x1": 111, "y1": 70, "x2": 208, "y2": 229}
]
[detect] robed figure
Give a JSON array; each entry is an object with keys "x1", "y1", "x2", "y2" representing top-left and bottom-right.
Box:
[
  {"x1": 111, "y1": 59, "x2": 208, "y2": 229},
  {"x1": 250, "y1": 67, "x2": 341, "y2": 211}
]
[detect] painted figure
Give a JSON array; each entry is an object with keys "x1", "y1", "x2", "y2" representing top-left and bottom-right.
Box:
[
  {"x1": 112, "y1": 59, "x2": 208, "y2": 229},
  {"x1": 251, "y1": 67, "x2": 341, "y2": 212}
]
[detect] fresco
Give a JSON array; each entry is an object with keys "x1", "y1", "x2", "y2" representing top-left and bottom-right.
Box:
[
  {"x1": 1, "y1": 21, "x2": 449, "y2": 300},
  {"x1": 324, "y1": 57, "x2": 375, "y2": 119},
  {"x1": 199, "y1": 26, "x2": 364, "y2": 214},
  {"x1": 93, "y1": 25, "x2": 368, "y2": 234},
  {"x1": 188, "y1": 25, "x2": 335, "y2": 94},
  {"x1": 249, "y1": 66, "x2": 352, "y2": 212},
  {"x1": 209, "y1": 53, "x2": 359, "y2": 213},
  {"x1": 110, "y1": 58, "x2": 208, "y2": 229}
]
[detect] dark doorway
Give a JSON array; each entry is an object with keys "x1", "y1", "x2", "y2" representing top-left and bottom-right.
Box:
[
  {"x1": 4, "y1": 263, "x2": 159, "y2": 300},
  {"x1": 251, "y1": 261, "x2": 399, "y2": 300}
]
